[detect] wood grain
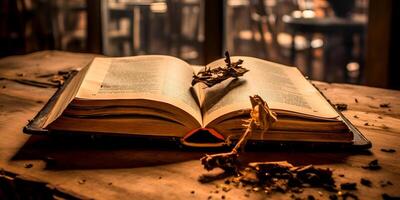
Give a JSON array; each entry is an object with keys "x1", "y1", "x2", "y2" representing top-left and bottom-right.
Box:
[{"x1": 0, "y1": 51, "x2": 399, "y2": 199}]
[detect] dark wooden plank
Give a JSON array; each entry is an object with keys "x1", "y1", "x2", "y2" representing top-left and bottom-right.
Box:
[
  {"x1": 86, "y1": 0, "x2": 102, "y2": 54},
  {"x1": 365, "y1": 0, "x2": 400, "y2": 89},
  {"x1": 203, "y1": 0, "x2": 223, "y2": 64}
]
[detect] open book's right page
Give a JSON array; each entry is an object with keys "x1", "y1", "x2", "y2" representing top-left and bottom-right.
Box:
[{"x1": 202, "y1": 57, "x2": 339, "y2": 126}]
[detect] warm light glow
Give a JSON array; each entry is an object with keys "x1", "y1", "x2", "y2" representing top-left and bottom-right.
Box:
[
  {"x1": 347, "y1": 62, "x2": 360, "y2": 72},
  {"x1": 302, "y1": 10, "x2": 315, "y2": 18},
  {"x1": 292, "y1": 10, "x2": 302, "y2": 18},
  {"x1": 150, "y1": 2, "x2": 167, "y2": 13}
]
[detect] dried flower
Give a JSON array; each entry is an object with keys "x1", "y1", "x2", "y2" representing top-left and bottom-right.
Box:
[{"x1": 192, "y1": 51, "x2": 249, "y2": 87}]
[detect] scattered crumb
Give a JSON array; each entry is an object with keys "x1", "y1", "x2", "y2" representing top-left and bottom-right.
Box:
[
  {"x1": 340, "y1": 182, "x2": 357, "y2": 190},
  {"x1": 360, "y1": 178, "x2": 372, "y2": 187},
  {"x1": 24, "y1": 163, "x2": 33, "y2": 168},
  {"x1": 378, "y1": 116, "x2": 383, "y2": 119},
  {"x1": 190, "y1": 190, "x2": 195, "y2": 194},
  {"x1": 362, "y1": 159, "x2": 381, "y2": 170},
  {"x1": 338, "y1": 174, "x2": 345, "y2": 177},
  {"x1": 36, "y1": 100, "x2": 44, "y2": 104},
  {"x1": 380, "y1": 180, "x2": 393, "y2": 187},
  {"x1": 353, "y1": 115, "x2": 359, "y2": 119},
  {"x1": 335, "y1": 103, "x2": 348, "y2": 111},
  {"x1": 354, "y1": 98, "x2": 358, "y2": 103},
  {"x1": 108, "y1": 182, "x2": 113, "y2": 186},
  {"x1": 381, "y1": 148, "x2": 396, "y2": 153},
  {"x1": 380, "y1": 103, "x2": 391, "y2": 108},
  {"x1": 222, "y1": 186, "x2": 231, "y2": 192},
  {"x1": 382, "y1": 193, "x2": 400, "y2": 200},
  {"x1": 78, "y1": 179, "x2": 86, "y2": 184},
  {"x1": 364, "y1": 122, "x2": 369, "y2": 126}
]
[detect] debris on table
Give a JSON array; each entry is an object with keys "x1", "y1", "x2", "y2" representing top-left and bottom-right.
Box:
[
  {"x1": 360, "y1": 178, "x2": 372, "y2": 187},
  {"x1": 381, "y1": 148, "x2": 396, "y2": 153},
  {"x1": 201, "y1": 161, "x2": 341, "y2": 198},
  {"x1": 380, "y1": 180, "x2": 393, "y2": 187},
  {"x1": 24, "y1": 163, "x2": 33, "y2": 168},
  {"x1": 379, "y1": 103, "x2": 391, "y2": 108},
  {"x1": 335, "y1": 103, "x2": 348, "y2": 111},
  {"x1": 340, "y1": 182, "x2": 357, "y2": 190},
  {"x1": 1, "y1": 69, "x2": 77, "y2": 88},
  {"x1": 361, "y1": 159, "x2": 381, "y2": 170}
]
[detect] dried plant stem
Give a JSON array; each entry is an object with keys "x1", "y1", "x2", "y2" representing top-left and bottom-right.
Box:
[
  {"x1": 232, "y1": 119, "x2": 255, "y2": 153},
  {"x1": 200, "y1": 118, "x2": 254, "y2": 172},
  {"x1": 200, "y1": 95, "x2": 277, "y2": 172}
]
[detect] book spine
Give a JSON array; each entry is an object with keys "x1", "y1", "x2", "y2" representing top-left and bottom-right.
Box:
[{"x1": 180, "y1": 128, "x2": 227, "y2": 147}]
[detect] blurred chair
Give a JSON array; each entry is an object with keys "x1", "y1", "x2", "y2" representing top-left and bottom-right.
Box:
[
  {"x1": 50, "y1": 0, "x2": 87, "y2": 51},
  {"x1": 103, "y1": 0, "x2": 154, "y2": 56},
  {"x1": 248, "y1": 0, "x2": 283, "y2": 62},
  {"x1": 0, "y1": 0, "x2": 57, "y2": 56},
  {"x1": 166, "y1": 0, "x2": 204, "y2": 63},
  {"x1": 284, "y1": 0, "x2": 367, "y2": 81},
  {"x1": 229, "y1": 0, "x2": 322, "y2": 65}
]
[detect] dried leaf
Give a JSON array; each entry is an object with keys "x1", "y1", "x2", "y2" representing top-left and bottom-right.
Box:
[{"x1": 192, "y1": 51, "x2": 249, "y2": 87}]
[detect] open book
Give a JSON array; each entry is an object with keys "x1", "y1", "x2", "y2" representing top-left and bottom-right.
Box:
[{"x1": 40, "y1": 55, "x2": 353, "y2": 147}]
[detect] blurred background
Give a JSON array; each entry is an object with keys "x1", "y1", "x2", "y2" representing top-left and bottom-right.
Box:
[{"x1": 1, "y1": 0, "x2": 399, "y2": 89}]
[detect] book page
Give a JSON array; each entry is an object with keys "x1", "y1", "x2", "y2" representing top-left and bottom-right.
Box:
[
  {"x1": 44, "y1": 66, "x2": 90, "y2": 127},
  {"x1": 203, "y1": 57, "x2": 339, "y2": 126},
  {"x1": 76, "y1": 56, "x2": 202, "y2": 124}
]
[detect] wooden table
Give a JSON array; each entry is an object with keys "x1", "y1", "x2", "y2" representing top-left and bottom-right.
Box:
[{"x1": 0, "y1": 51, "x2": 399, "y2": 199}]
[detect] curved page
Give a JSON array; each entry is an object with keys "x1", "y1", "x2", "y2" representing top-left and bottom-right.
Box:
[
  {"x1": 203, "y1": 57, "x2": 339, "y2": 126},
  {"x1": 76, "y1": 56, "x2": 202, "y2": 126}
]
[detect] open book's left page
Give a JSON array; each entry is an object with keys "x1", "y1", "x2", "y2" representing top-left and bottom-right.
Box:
[{"x1": 46, "y1": 56, "x2": 203, "y2": 129}]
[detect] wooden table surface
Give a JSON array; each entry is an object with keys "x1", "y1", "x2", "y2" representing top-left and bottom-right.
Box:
[{"x1": 0, "y1": 51, "x2": 399, "y2": 200}]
